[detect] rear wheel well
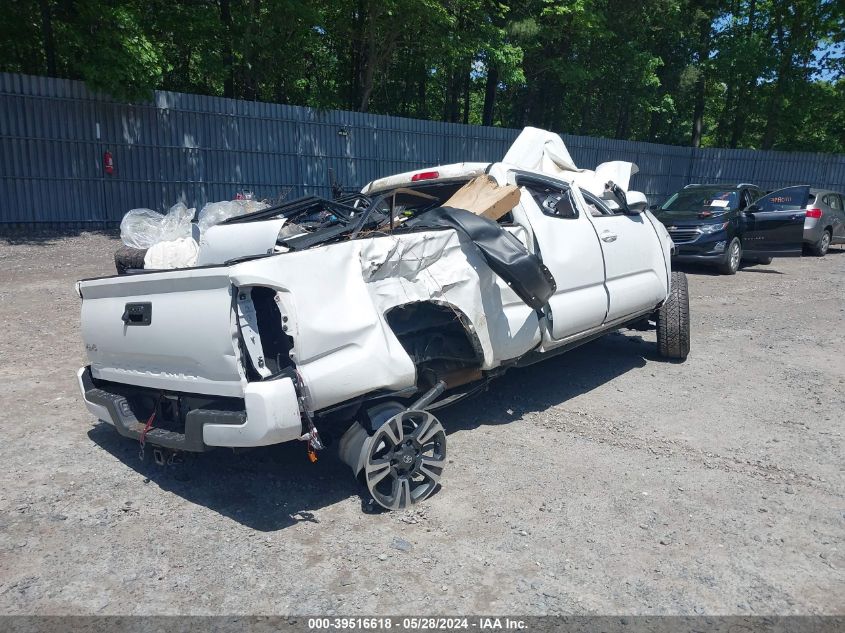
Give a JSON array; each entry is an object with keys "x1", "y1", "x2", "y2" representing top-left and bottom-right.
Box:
[{"x1": 384, "y1": 302, "x2": 484, "y2": 390}]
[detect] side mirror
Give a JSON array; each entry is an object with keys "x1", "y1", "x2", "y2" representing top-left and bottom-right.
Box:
[{"x1": 625, "y1": 191, "x2": 648, "y2": 215}]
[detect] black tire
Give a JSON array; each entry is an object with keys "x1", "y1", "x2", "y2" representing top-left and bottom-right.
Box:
[
  {"x1": 810, "y1": 229, "x2": 831, "y2": 257},
  {"x1": 114, "y1": 246, "x2": 147, "y2": 275},
  {"x1": 756, "y1": 256, "x2": 773, "y2": 265},
  {"x1": 657, "y1": 271, "x2": 690, "y2": 360},
  {"x1": 718, "y1": 237, "x2": 741, "y2": 275}
]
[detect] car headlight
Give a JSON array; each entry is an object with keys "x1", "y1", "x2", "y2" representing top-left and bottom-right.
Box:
[{"x1": 699, "y1": 222, "x2": 729, "y2": 234}]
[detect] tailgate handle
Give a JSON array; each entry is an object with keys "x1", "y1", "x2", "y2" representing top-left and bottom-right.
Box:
[{"x1": 122, "y1": 302, "x2": 152, "y2": 326}]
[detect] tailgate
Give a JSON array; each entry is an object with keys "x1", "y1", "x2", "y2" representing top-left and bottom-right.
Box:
[{"x1": 79, "y1": 268, "x2": 244, "y2": 397}]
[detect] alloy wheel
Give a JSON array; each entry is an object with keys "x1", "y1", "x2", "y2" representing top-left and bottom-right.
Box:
[{"x1": 363, "y1": 410, "x2": 446, "y2": 511}]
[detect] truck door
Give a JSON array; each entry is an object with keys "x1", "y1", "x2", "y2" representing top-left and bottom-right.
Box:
[
  {"x1": 581, "y1": 190, "x2": 668, "y2": 323},
  {"x1": 742, "y1": 186, "x2": 808, "y2": 257},
  {"x1": 514, "y1": 175, "x2": 608, "y2": 340}
]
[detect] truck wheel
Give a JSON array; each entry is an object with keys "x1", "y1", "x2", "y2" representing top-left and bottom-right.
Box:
[
  {"x1": 718, "y1": 238, "x2": 741, "y2": 275},
  {"x1": 657, "y1": 271, "x2": 690, "y2": 360},
  {"x1": 115, "y1": 246, "x2": 147, "y2": 275},
  {"x1": 811, "y1": 229, "x2": 831, "y2": 256},
  {"x1": 339, "y1": 403, "x2": 446, "y2": 511}
]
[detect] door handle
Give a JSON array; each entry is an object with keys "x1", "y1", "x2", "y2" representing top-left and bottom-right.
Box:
[{"x1": 601, "y1": 231, "x2": 618, "y2": 243}]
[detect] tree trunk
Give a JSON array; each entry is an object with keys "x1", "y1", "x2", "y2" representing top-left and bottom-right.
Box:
[
  {"x1": 462, "y1": 64, "x2": 471, "y2": 124},
  {"x1": 241, "y1": 0, "x2": 260, "y2": 101},
  {"x1": 615, "y1": 97, "x2": 631, "y2": 140},
  {"x1": 417, "y1": 66, "x2": 427, "y2": 118},
  {"x1": 38, "y1": 0, "x2": 56, "y2": 76},
  {"x1": 220, "y1": 0, "x2": 234, "y2": 98},
  {"x1": 690, "y1": 14, "x2": 712, "y2": 147},
  {"x1": 761, "y1": 9, "x2": 792, "y2": 150},
  {"x1": 729, "y1": 0, "x2": 757, "y2": 148},
  {"x1": 482, "y1": 64, "x2": 498, "y2": 126},
  {"x1": 350, "y1": 0, "x2": 365, "y2": 110},
  {"x1": 358, "y1": 29, "x2": 377, "y2": 112}
]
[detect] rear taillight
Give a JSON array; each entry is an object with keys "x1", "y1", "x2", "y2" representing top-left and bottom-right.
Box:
[
  {"x1": 806, "y1": 208, "x2": 822, "y2": 219},
  {"x1": 411, "y1": 170, "x2": 440, "y2": 182}
]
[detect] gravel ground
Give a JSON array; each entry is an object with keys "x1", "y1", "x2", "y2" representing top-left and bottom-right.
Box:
[{"x1": 0, "y1": 231, "x2": 842, "y2": 616}]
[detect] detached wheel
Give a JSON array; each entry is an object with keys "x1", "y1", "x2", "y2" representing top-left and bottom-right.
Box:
[
  {"x1": 339, "y1": 402, "x2": 446, "y2": 511},
  {"x1": 811, "y1": 229, "x2": 831, "y2": 256},
  {"x1": 114, "y1": 246, "x2": 147, "y2": 275},
  {"x1": 718, "y1": 238, "x2": 742, "y2": 275},
  {"x1": 657, "y1": 271, "x2": 690, "y2": 360}
]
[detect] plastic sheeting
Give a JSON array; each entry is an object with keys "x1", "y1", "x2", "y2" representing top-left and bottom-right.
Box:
[
  {"x1": 144, "y1": 237, "x2": 200, "y2": 270},
  {"x1": 119, "y1": 202, "x2": 195, "y2": 249},
  {"x1": 197, "y1": 200, "x2": 270, "y2": 233},
  {"x1": 502, "y1": 127, "x2": 640, "y2": 197}
]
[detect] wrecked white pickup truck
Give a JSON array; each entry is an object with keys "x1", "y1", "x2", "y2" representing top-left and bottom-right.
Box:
[{"x1": 77, "y1": 128, "x2": 689, "y2": 510}]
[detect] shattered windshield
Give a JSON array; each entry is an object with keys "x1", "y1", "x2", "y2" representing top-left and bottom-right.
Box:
[{"x1": 659, "y1": 189, "x2": 738, "y2": 217}]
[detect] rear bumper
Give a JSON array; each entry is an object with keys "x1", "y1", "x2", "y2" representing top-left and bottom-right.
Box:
[
  {"x1": 803, "y1": 220, "x2": 825, "y2": 245},
  {"x1": 77, "y1": 367, "x2": 303, "y2": 450}
]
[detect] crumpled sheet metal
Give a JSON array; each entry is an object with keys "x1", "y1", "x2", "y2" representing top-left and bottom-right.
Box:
[
  {"x1": 360, "y1": 230, "x2": 541, "y2": 371},
  {"x1": 502, "y1": 126, "x2": 639, "y2": 197},
  {"x1": 229, "y1": 229, "x2": 541, "y2": 411}
]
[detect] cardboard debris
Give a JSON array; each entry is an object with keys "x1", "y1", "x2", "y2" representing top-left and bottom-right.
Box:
[{"x1": 444, "y1": 175, "x2": 520, "y2": 221}]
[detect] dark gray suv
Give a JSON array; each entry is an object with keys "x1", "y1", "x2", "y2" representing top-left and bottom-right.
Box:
[{"x1": 652, "y1": 183, "x2": 805, "y2": 275}]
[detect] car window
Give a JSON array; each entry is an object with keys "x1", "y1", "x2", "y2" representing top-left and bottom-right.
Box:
[
  {"x1": 828, "y1": 195, "x2": 842, "y2": 211},
  {"x1": 752, "y1": 186, "x2": 810, "y2": 211},
  {"x1": 522, "y1": 180, "x2": 578, "y2": 219},
  {"x1": 580, "y1": 190, "x2": 615, "y2": 216},
  {"x1": 661, "y1": 188, "x2": 739, "y2": 215}
]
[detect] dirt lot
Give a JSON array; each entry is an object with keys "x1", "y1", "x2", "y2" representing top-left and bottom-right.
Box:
[{"x1": 0, "y1": 231, "x2": 842, "y2": 616}]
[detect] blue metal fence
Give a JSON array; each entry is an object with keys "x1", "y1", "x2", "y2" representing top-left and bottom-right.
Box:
[{"x1": 2, "y1": 72, "x2": 844, "y2": 227}]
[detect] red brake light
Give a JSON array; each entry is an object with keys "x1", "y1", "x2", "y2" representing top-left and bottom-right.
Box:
[
  {"x1": 806, "y1": 208, "x2": 822, "y2": 219},
  {"x1": 411, "y1": 170, "x2": 439, "y2": 182}
]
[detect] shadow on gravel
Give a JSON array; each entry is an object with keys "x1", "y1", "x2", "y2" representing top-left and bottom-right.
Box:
[
  {"x1": 88, "y1": 423, "x2": 360, "y2": 532},
  {"x1": 87, "y1": 331, "x2": 657, "y2": 530},
  {"x1": 0, "y1": 228, "x2": 118, "y2": 245},
  {"x1": 672, "y1": 261, "x2": 784, "y2": 276},
  {"x1": 739, "y1": 268, "x2": 785, "y2": 274},
  {"x1": 670, "y1": 262, "x2": 722, "y2": 276},
  {"x1": 438, "y1": 332, "x2": 654, "y2": 432}
]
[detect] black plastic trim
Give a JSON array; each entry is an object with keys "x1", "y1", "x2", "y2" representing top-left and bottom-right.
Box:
[{"x1": 81, "y1": 368, "x2": 244, "y2": 452}]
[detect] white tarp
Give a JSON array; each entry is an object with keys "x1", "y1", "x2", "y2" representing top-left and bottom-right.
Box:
[
  {"x1": 502, "y1": 127, "x2": 639, "y2": 197},
  {"x1": 143, "y1": 237, "x2": 200, "y2": 269}
]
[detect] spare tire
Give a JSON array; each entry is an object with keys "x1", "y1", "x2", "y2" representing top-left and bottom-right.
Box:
[{"x1": 114, "y1": 246, "x2": 147, "y2": 275}]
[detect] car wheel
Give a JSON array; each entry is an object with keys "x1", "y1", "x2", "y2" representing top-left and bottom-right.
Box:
[
  {"x1": 756, "y1": 257, "x2": 773, "y2": 265},
  {"x1": 811, "y1": 229, "x2": 831, "y2": 256},
  {"x1": 339, "y1": 402, "x2": 446, "y2": 511},
  {"x1": 718, "y1": 238, "x2": 742, "y2": 275},
  {"x1": 657, "y1": 271, "x2": 690, "y2": 360},
  {"x1": 114, "y1": 246, "x2": 147, "y2": 275}
]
